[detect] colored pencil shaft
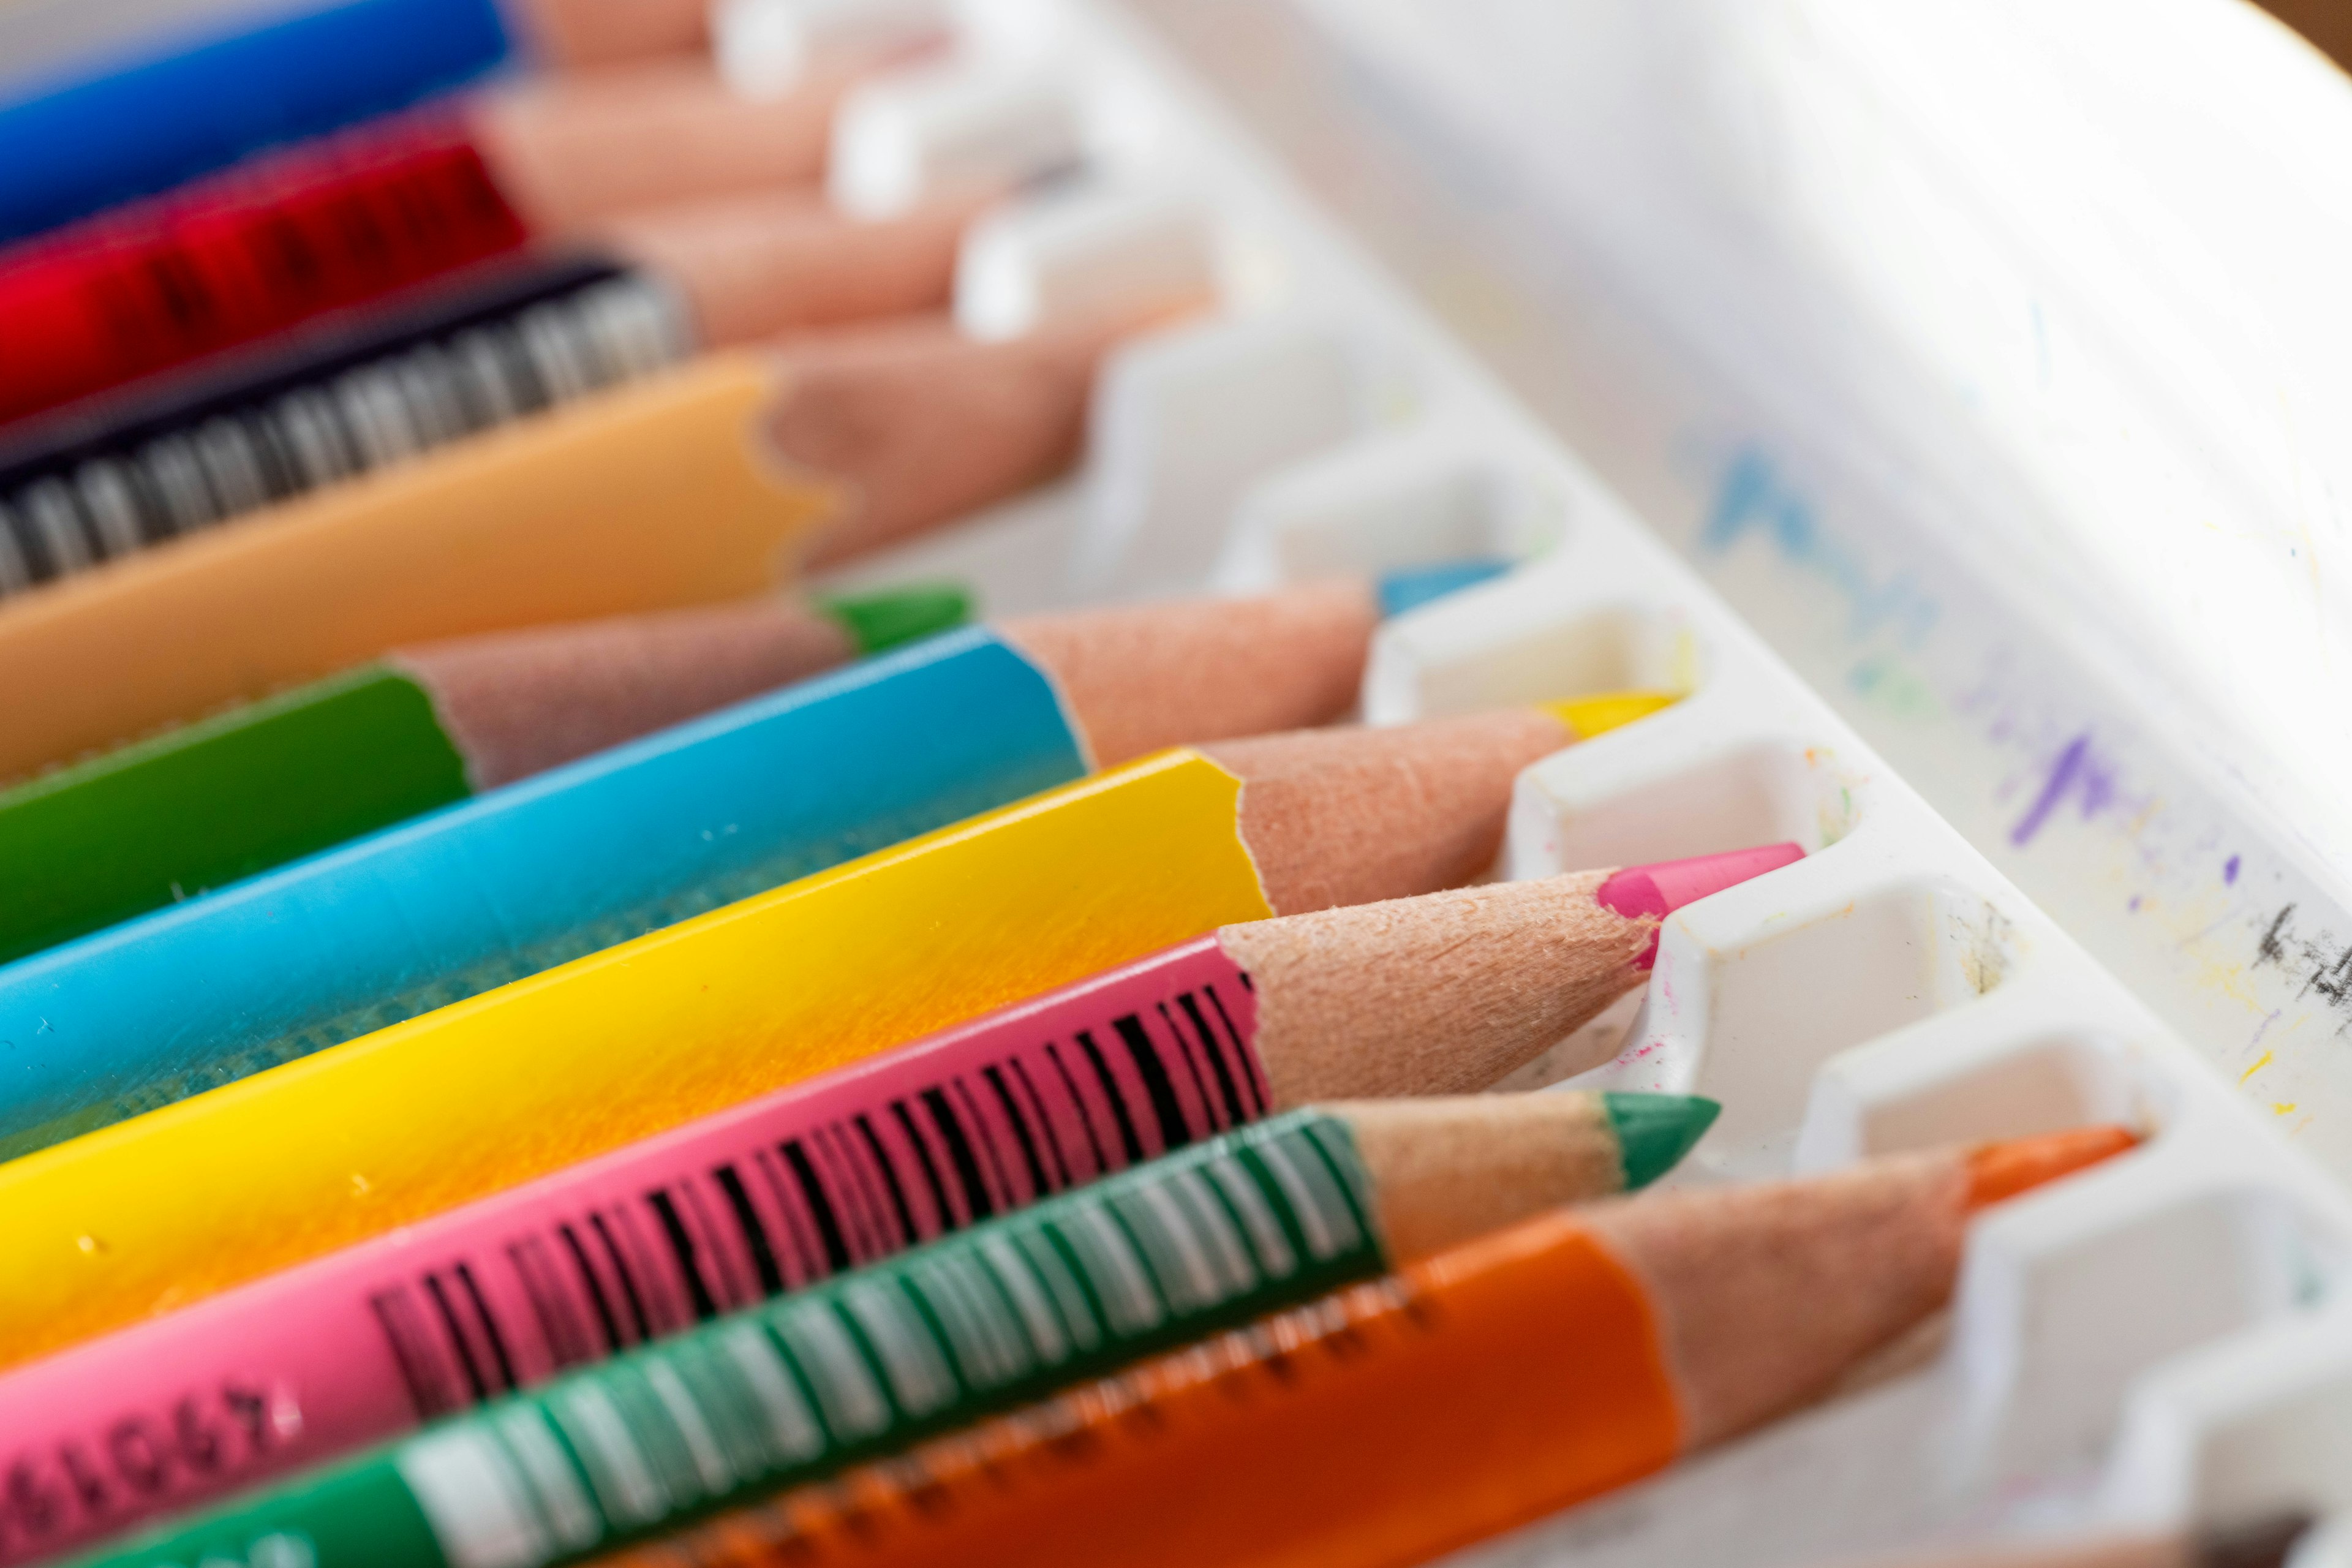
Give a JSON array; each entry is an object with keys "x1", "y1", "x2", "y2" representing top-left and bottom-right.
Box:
[
  {"x1": 0, "y1": 748, "x2": 1257, "y2": 1369},
  {"x1": 604, "y1": 1128, "x2": 2139, "y2": 1568},
  {"x1": 0, "y1": 253, "x2": 691, "y2": 597},
  {"x1": 0, "y1": 0, "x2": 516, "y2": 244},
  {"x1": 0, "y1": 585, "x2": 971, "y2": 965},
  {"x1": 0, "y1": 309, "x2": 1142, "y2": 787},
  {"x1": 1836, "y1": 1517, "x2": 2313, "y2": 1568},
  {"x1": 0, "y1": 179, "x2": 997, "y2": 594},
  {"x1": 0, "y1": 110, "x2": 534, "y2": 429},
  {"x1": 0, "y1": 696, "x2": 1654, "y2": 1371},
  {"x1": 0, "y1": 0, "x2": 759, "y2": 245},
  {"x1": 0, "y1": 852, "x2": 1771, "y2": 1557},
  {"x1": 0, "y1": 568, "x2": 1540, "y2": 1153},
  {"x1": 62, "y1": 1095, "x2": 1714, "y2": 1568},
  {"x1": 0, "y1": 81, "x2": 981, "y2": 440}
]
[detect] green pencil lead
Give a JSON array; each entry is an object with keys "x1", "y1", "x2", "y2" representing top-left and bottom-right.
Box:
[
  {"x1": 1602, "y1": 1092, "x2": 1722, "y2": 1191},
  {"x1": 823, "y1": 583, "x2": 974, "y2": 654}
]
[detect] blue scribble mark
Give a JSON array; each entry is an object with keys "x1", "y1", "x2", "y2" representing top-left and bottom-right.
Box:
[
  {"x1": 1704, "y1": 448, "x2": 1940, "y2": 647},
  {"x1": 2010, "y1": 732, "x2": 2116, "y2": 846},
  {"x1": 2225, "y1": 854, "x2": 2242, "y2": 884}
]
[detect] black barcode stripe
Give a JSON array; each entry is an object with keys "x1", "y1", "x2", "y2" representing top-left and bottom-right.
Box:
[
  {"x1": 752, "y1": 1145, "x2": 823, "y2": 1287},
  {"x1": 1114, "y1": 1012, "x2": 1193, "y2": 1153},
  {"x1": 1042, "y1": 1044, "x2": 1110, "y2": 1180},
  {"x1": 811, "y1": 1123, "x2": 887, "y2": 1263},
  {"x1": 420, "y1": 1273, "x2": 492, "y2": 1404},
  {"x1": 981, "y1": 1066, "x2": 1054, "y2": 1197},
  {"x1": 647, "y1": 1191, "x2": 720, "y2": 1322},
  {"x1": 840, "y1": 1119, "x2": 911, "y2": 1257},
  {"x1": 1005, "y1": 1060, "x2": 1073, "y2": 1190},
  {"x1": 608, "y1": 1204, "x2": 689, "y2": 1335},
  {"x1": 712, "y1": 1164, "x2": 785, "y2": 1297},
  {"x1": 556, "y1": 1223, "x2": 626, "y2": 1355},
  {"x1": 850, "y1": 1114, "x2": 921, "y2": 1250},
  {"x1": 919, "y1": 1088, "x2": 995, "y2": 1225},
  {"x1": 1152, "y1": 1001, "x2": 1219, "y2": 1137},
  {"x1": 453, "y1": 1262, "x2": 520, "y2": 1393},
  {"x1": 888, "y1": 1102, "x2": 956, "y2": 1235},
  {"x1": 679, "y1": 1181, "x2": 749, "y2": 1311},
  {"x1": 370, "y1": 1289, "x2": 464, "y2": 1419},
  {"x1": 780, "y1": 1139, "x2": 854, "y2": 1275},
  {"x1": 1205, "y1": 983, "x2": 1270, "y2": 1115},
  {"x1": 949, "y1": 1078, "x2": 1018, "y2": 1212},
  {"x1": 509, "y1": 1235, "x2": 598, "y2": 1369},
  {"x1": 355, "y1": 957, "x2": 1274, "y2": 1432},
  {"x1": 1176, "y1": 992, "x2": 1249, "y2": 1127},
  {"x1": 1072, "y1": 1031, "x2": 1146, "y2": 1166},
  {"x1": 587, "y1": 1212, "x2": 655, "y2": 1344}
]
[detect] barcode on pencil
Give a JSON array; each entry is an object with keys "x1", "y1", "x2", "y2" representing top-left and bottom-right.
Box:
[
  {"x1": 364, "y1": 974, "x2": 1268, "y2": 1422},
  {"x1": 0, "y1": 273, "x2": 688, "y2": 598},
  {"x1": 396, "y1": 1114, "x2": 1371, "y2": 1568}
]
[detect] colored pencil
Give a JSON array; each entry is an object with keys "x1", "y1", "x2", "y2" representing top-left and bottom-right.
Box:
[
  {"x1": 587, "y1": 1128, "x2": 2139, "y2": 1568},
  {"x1": 0, "y1": 584, "x2": 971, "y2": 965},
  {"x1": 0, "y1": 307, "x2": 1166, "y2": 786},
  {"x1": 0, "y1": 850, "x2": 1782, "y2": 1558},
  {"x1": 56, "y1": 1091, "x2": 1718, "y2": 1568},
  {"x1": 0, "y1": 0, "x2": 905, "y2": 244},
  {"x1": 0, "y1": 698, "x2": 1669, "y2": 1370},
  {"x1": 0, "y1": 562, "x2": 1512, "y2": 965},
  {"x1": 0, "y1": 64, "x2": 1016, "y2": 433},
  {"x1": 0, "y1": 565, "x2": 1572, "y2": 1155},
  {"x1": 0, "y1": 173, "x2": 1020, "y2": 597},
  {"x1": 1833, "y1": 1517, "x2": 2313, "y2": 1568},
  {"x1": 0, "y1": 254, "x2": 695, "y2": 595}
]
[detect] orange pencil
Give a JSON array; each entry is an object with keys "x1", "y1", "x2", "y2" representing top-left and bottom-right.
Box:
[{"x1": 618, "y1": 1128, "x2": 2139, "y2": 1568}]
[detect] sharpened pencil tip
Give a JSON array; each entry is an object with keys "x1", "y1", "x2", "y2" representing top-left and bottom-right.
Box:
[
  {"x1": 1602, "y1": 1092, "x2": 1720, "y2": 1191},
  {"x1": 1966, "y1": 1124, "x2": 2139, "y2": 1211},
  {"x1": 821, "y1": 583, "x2": 974, "y2": 654},
  {"x1": 1539, "y1": 691, "x2": 1680, "y2": 741},
  {"x1": 1595, "y1": 842, "x2": 1806, "y2": 921},
  {"x1": 1375, "y1": 559, "x2": 1514, "y2": 617}
]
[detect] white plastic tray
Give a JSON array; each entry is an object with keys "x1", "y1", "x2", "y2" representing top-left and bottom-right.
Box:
[{"x1": 804, "y1": 0, "x2": 2352, "y2": 1558}]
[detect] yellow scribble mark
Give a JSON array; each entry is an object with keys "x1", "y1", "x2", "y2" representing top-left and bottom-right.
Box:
[
  {"x1": 2272, "y1": 1102, "x2": 2299, "y2": 1116},
  {"x1": 2241, "y1": 1050, "x2": 2274, "y2": 1084}
]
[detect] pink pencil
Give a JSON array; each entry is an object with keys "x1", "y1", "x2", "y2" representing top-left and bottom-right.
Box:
[{"x1": 0, "y1": 845, "x2": 1796, "y2": 1563}]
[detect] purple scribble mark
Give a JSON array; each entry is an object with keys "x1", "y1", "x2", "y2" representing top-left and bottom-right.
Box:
[
  {"x1": 2129, "y1": 895, "x2": 2143, "y2": 912},
  {"x1": 2010, "y1": 732, "x2": 2115, "y2": 847},
  {"x1": 2225, "y1": 854, "x2": 2242, "y2": 884}
]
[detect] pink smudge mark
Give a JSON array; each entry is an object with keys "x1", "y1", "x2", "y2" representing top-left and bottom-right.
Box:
[
  {"x1": 2010, "y1": 731, "x2": 2116, "y2": 847},
  {"x1": 1597, "y1": 842, "x2": 1807, "y2": 968}
]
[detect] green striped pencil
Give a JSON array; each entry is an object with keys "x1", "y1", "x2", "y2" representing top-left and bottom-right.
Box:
[{"x1": 69, "y1": 1091, "x2": 1718, "y2": 1568}]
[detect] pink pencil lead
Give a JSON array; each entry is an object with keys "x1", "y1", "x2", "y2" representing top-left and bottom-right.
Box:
[{"x1": 1594, "y1": 842, "x2": 1806, "y2": 966}]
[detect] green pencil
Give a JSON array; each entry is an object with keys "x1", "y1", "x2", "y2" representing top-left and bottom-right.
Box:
[{"x1": 0, "y1": 586, "x2": 967, "y2": 965}]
